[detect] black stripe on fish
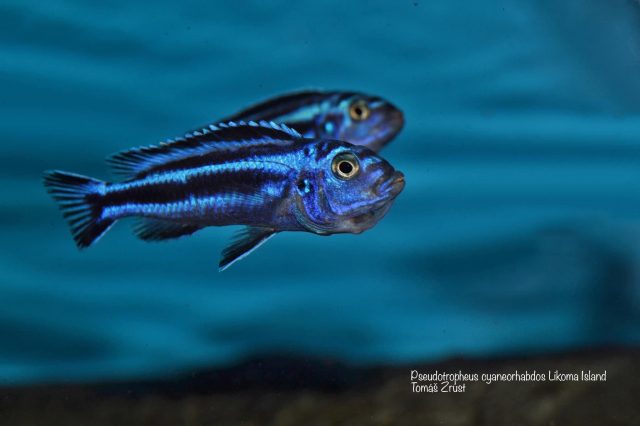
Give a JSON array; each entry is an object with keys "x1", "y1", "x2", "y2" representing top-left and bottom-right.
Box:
[
  {"x1": 108, "y1": 121, "x2": 302, "y2": 179},
  {"x1": 222, "y1": 90, "x2": 329, "y2": 122},
  {"x1": 284, "y1": 119, "x2": 316, "y2": 138},
  {"x1": 124, "y1": 142, "x2": 301, "y2": 181},
  {"x1": 104, "y1": 166, "x2": 290, "y2": 208}
]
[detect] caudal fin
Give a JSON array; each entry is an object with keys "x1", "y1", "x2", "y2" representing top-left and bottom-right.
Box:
[{"x1": 43, "y1": 170, "x2": 114, "y2": 249}]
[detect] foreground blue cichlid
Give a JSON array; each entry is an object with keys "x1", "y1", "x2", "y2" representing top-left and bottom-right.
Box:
[
  {"x1": 43, "y1": 121, "x2": 405, "y2": 270},
  {"x1": 195, "y1": 90, "x2": 404, "y2": 153}
]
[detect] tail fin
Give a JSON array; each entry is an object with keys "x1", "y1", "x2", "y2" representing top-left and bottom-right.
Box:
[{"x1": 43, "y1": 170, "x2": 114, "y2": 249}]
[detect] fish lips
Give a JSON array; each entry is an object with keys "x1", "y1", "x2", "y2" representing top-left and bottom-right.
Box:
[
  {"x1": 374, "y1": 108, "x2": 405, "y2": 147},
  {"x1": 376, "y1": 171, "x2": 405, "y2": 200},
  {"x1": 387, "y1": 108, "x2": 405, "y2": 133}
]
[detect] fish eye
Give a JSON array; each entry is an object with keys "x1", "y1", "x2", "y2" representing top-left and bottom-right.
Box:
[
  {"x1": 331, "y1": 152, "x2": 360, "y2": 180},
  {"x1": 349, "y1": 100, "x2": 370, "y2": 121}
]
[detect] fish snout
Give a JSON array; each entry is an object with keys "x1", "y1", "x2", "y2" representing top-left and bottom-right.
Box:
[
  {"x1": 389, "y1": 171, "x2": 405, "y2": 196},
  {"x1": 390, "y1": 108, "x2": 404, "y2": 131},
  {"x1": 376, "y1": 171, "x2": 405, "y2": 198}
]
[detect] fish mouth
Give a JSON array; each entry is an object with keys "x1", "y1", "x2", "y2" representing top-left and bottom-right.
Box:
[
  {"x1": 382, "y1": 108, "x2": 404, "y2": 133},
  {"x1": 389, "y1": 108, "x2": 404, "y2": 131},
  {"x1": 376, "y1": 171, "x2": 405, "y2": 199},
  {"x1": 370, "y1": 109, "x2": 404, "y2": 149}
]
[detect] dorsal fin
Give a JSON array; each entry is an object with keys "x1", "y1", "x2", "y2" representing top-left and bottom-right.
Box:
[
  {"x1": 184, "y1": 120, "x2": 302, "y2": 140},
  {"x1": 107, "y1": 121, "x2": 302, "y2": 179}
]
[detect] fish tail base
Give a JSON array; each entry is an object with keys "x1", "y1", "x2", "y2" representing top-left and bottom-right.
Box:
[{"x1": 43, "y1": 170, "x2": 114, "y2": 248}]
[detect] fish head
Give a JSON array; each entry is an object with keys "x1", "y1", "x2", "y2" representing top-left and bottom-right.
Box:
[
  {"x1": 319, "y1": 92, "x2": 404, "y2": 152},
  {"x1": 294, "y1": 141, "x2": 405, "y2": 234}
]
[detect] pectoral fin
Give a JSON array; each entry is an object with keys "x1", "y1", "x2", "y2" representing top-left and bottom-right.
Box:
[{"x1": 219, "y1": 227, "x2": 276, "y2": 271}]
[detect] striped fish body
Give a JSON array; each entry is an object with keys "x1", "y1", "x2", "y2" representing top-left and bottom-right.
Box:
[
  {"x1": 101, "y1": 143, "x2": 306, "y2": 231},
  {"x1": 44, "y1": 122, "x2": 405, "y2": 270}
]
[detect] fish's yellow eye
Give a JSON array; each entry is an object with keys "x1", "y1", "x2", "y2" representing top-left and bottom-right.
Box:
[
  {"x1": 332, "y1": 153, "x2": 360, "y2": 180},
  {"x1": 349, "y1": 100, "x2": 370, "y2": 121}
]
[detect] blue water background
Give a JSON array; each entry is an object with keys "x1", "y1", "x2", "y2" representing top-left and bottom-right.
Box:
[{"x1": 2, "y1": 0, "x2": 640, "y2": 384}]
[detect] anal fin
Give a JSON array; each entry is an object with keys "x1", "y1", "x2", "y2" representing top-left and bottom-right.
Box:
[
  {"x1": 219, "y1": 227, "x2": 276, "y2": 271},
  {"x1": 133, "y1": 219, "x2": 204, "y2": 242}
]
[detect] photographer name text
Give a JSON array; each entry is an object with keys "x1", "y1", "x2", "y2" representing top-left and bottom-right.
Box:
[{"x1": 410, "y1": 369, "x2": 607, "y2": 393}]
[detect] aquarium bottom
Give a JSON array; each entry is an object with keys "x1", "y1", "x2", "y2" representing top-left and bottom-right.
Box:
[{"x1": 1, "y1": 348, "x2": 638, "y2": 426}]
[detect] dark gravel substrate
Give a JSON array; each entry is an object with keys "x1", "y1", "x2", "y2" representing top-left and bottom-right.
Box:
[{"x1": 1, "y1": 348, "x2": 638, "y2": 426}]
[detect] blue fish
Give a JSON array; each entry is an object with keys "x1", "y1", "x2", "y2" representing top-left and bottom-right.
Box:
[
  {"x1": 195, "y1": 90, "x2": 404, "y2": 153},
  {"x1": 44, "y1": 121, "x2": 405, "y2": 270}
]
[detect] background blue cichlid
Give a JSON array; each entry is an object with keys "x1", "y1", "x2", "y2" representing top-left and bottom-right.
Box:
[
  {"x1": 43, "y1": 121, "x2": 405, "y2": 271},
  {"x1": 193, "y1": 90, "x2": 405, "y2": 153}
]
